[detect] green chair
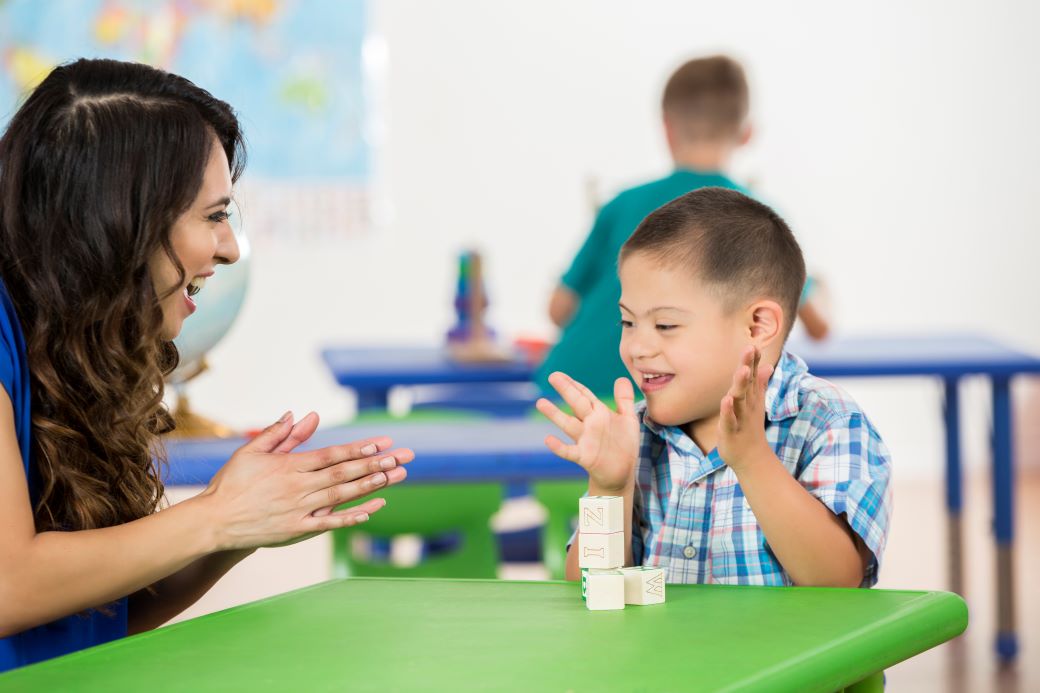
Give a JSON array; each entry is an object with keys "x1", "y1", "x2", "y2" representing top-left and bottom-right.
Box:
[
  {"x1": 331, "y1": 482, "x2": 503, "y2": 579},
  {"x1": 532, "y1": 479, "x2": 588, "y2": 580}
]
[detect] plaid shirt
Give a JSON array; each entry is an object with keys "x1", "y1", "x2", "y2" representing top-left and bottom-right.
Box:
[{"x1": 631, "y1": 350, "x2": 892, "y2": 587}]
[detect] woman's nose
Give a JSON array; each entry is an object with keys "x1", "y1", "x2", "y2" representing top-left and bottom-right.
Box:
[{"x1": 214, "y1": 219, "x2": 241, "y2": 265}]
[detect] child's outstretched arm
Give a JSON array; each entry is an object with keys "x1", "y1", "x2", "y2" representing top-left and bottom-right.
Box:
[
  {"x1": 719, "y1": 346, "x2": 867, "y2": 587},
  {"x1": 536, "y1": 373, "x2": 640, "y2": 580}
]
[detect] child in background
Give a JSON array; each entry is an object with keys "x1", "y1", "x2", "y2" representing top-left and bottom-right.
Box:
[
  {"x1": 537, "y1": 187, "x2": 890, "y2": 587},
  {"x1": 538, "y1": 55, "x2": 829, "y2": 398}
]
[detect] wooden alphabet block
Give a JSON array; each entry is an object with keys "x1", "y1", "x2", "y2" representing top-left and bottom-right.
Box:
[
  {"x1": 581, "y1": 569, "x2": 625, "y2": 611},
  {"x1": 620, "y1": 566, "x2": 666, "y2": 605},
  {"x1": 578, "y1": 496, "x2": 624, "y2": 534},
  {"x1": 578, "y1": 531, "x2": 624, "y2": 569}
]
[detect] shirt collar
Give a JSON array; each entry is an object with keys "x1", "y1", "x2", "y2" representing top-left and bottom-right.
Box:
[
  {"x1": 638, "y1": 403, "x2": 725, "y2": 482},
  {"x1": 763, "y1": 350, "x2": 807, "y2": 423}
]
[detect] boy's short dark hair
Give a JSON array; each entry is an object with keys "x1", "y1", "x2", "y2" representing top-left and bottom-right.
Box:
[
  {"x1": 620, "y1": 187, "x2": 806, "y2": 338},
  {"x1": 662, "y1": 55, "x2": 748, "y2": 140}
]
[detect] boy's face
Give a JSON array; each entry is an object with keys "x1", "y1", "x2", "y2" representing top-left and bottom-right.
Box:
[{"x1": 618, "y1": 252, "x2": 748, "y2": 430}]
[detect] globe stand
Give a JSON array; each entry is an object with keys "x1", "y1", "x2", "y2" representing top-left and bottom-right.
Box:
[{"x1": 168, "y1": 359, "x2": 236, "y2": 439}]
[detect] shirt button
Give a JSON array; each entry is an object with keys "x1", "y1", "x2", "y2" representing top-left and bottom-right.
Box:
[{"x1": 683, "y1": 545, "x2": 697, "y2": 559}]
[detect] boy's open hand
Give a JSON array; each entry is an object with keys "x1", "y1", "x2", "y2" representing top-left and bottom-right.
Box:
[
  {"x1": 718, "y1": 345, "x2": 775, "y2": 473},
  {"x1": 536, "y1": 373, "x2": 640, "y2": 493}
]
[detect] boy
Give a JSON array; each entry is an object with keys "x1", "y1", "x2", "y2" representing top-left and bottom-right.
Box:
[
  {"x1": 538, "y1": 55, "x2": 829, "y2": 398},
  {"x1": 537, "y1": 187, "x2": 891, "y2": 587}
]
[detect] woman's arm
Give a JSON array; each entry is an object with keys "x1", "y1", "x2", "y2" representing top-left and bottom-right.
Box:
[
  {"x1": 0, "y1": 396, "x2": 409, "y2": 638},
  {"x1": 125, "y1": 412, "x2": 370, "y2": 633},
  {"x1": 127, "y1": 548, "x2": 254, "y2": 634}
]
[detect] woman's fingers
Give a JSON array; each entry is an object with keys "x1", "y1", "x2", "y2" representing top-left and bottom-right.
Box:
[
  {"x1": 304, "y1": 464, "x2": 408, "y2": 514},
  {"x1": 536, "y1": 397, "x2": 582, "y2": 441},
  {"x1": 238, "y1": 411, "x2": 295, "y2": 453},
  {"x1": 307, "y1": 449, "x2": 413, "y2": 517},
  {"x1": 310, "y1": 448, "x2": 413, "y2": 493},
  {"x1": 272, "y1": 411, "x2": 320, "y2": 454},
  {"x1": 293, "y1": 436, "x2": 395, "y2": 472},
  {"x1": 304, "y1": 497, "x2": 388, "y2": 533}
]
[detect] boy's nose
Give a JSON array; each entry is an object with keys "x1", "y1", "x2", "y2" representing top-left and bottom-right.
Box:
[{"x1": 625, "y1": 335, "x2": 658, "y2": 360}]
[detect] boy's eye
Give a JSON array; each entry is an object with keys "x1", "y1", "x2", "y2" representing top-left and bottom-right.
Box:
[{"x1": 208, "y1": 209, "x2": 232, "y2": 223}]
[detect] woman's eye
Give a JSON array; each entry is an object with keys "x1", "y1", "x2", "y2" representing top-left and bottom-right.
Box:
[
  {"x1": 656, "y1": 324, "x2": 677, "y2": 331},
  {"x1": 208, "y1": 210, "x2": 231, "y2": 223},
  {"x1": 619, "y1": 320, "x2": 633, "y2": 329}
]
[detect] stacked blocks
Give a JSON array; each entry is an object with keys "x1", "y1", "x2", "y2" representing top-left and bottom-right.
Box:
[{"x1": 577, "y1": 496, "x2": 665, "y2": 610}]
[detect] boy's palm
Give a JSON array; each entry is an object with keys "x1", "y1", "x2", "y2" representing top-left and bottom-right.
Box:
[{"x1": 537, "y1": 373, "x2": 640, "y2": 491}]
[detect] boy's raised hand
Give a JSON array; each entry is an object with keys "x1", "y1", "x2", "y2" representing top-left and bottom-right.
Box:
[
  {"x1": 718, "y1": 345, "x2": 775, "y2": 472},
  {"x1": 536, "y1": 372, "x2": 640, "y2": 492}
]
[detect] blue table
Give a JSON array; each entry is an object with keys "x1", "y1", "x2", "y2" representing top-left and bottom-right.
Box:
[
  {"x1": 794, "y1": 333, "x2": 1040, "y2": 661},
  {"x1": 162, "y1": 419, "x2": 580, "y2": 486},
  {"x1": 320, "y1": 333, "x2": 1040, "y2": 661},
  {"x1": 320, "y1": 346, "x2": 535, "y2": 411}
]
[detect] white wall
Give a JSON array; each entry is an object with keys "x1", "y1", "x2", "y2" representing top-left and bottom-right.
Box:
[{"x1": 186, "y1": 0, "x2": 1040, "y2": 478}]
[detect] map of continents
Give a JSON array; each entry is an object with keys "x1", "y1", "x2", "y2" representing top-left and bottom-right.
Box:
[{"x1": 0, "y1": 0, "x2": 369, "y2": 180}]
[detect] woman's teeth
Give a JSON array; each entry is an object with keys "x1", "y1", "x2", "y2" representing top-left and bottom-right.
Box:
[{"x1": 186, "y1": 276, "x2": 206, "y2": 298}]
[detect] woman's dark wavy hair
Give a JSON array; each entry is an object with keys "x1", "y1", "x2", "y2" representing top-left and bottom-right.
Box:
[{"x1": 0, "y1": 58, "x2": 245, "y2": 532}]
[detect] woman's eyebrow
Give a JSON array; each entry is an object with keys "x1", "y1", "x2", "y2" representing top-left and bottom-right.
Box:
[{"x1": 205, "y1": 196, "x2": 232, "y2": 210}]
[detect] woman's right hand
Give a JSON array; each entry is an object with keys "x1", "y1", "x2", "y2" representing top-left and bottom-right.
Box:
[{"x1": 196, "y1": 411, "x2": 414, "y2": 551}]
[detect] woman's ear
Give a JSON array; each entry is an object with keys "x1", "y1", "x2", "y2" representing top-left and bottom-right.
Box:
[{"x1": 747, "y1": 299, "x2": 783, "y2": 347}]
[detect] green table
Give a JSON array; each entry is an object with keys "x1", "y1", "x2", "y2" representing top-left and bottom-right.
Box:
[{"x1": 0, "y1": 579, "x2": 967, "y2": 692}]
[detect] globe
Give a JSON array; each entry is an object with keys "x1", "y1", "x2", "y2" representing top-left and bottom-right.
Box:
[{"x1": 167, "y1": 204, "x2": 250, "y2": 436}]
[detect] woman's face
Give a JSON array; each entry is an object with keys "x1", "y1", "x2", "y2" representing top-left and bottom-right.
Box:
[{"x1": 150, "y1": 136, "x2": 240, "y2": 341}]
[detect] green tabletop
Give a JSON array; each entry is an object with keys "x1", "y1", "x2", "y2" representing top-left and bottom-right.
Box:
[{"x1": 0, "y1": 579, "x2": 967, "y2": 692}]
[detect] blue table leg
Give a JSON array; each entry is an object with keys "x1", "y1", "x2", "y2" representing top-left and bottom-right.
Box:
[
  {"x1": 991, "y1": 376, "x2": 1017, "y2": 662},
  {"x1": 355, "y1": 388, "x2": 391, "y2": 412},
  {"x1": 942, "y1": 378, "x2": 964, "y2": 596}
]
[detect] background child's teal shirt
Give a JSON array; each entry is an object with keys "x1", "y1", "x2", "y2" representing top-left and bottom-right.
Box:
[{"x1": 537, "y1": 169, "x2": 748, "y2": 397}]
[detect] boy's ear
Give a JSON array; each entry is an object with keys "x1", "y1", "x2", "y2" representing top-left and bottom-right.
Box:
[
  {"x1": 746, "y1": 299, "x2": 783, "y2": 346},
  {"x1": 737, "y1": 122, "x2": 753, "y2": 147},
  {"x1": 663, "y1": 115, "x2": 679, "y2": 154}
]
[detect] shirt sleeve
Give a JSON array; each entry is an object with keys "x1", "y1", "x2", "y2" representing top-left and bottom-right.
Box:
[
  {"x1": 798, "y1": 275, "x2": 816, "y2": 307},
  {"x1": 798, "y1": 412, "x2": 893, "y2": 587},
  {"x1": 560, "y1": 197, "x2": 620, "y2": 296}
]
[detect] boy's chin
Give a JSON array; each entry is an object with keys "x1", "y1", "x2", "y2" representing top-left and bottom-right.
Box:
[{"x1": 644, "y1": 400, "x2": 699, "y2": 429}]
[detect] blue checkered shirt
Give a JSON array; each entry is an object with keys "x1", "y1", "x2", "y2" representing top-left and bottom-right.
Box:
[{"x1": 631, "y1": 350, "x2": 892, "y2": 587}]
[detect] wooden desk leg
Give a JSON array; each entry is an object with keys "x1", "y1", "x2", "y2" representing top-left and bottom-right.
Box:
[
  {"x1": 942, "y1": 378, "x2": 964, "y2": 596},
  {"x1": 991, "y1": 376, "x2": 1017, "y2": 662}
]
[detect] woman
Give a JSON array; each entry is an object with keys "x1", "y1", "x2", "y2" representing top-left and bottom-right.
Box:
[{"x1": 0, "y1": 58, "x2": 411, "y2": 670}]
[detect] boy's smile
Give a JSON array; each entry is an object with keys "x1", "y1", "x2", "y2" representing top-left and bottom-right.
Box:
[{"x1": 618, "y1": 252, "x2": 749, "y2": 448}]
